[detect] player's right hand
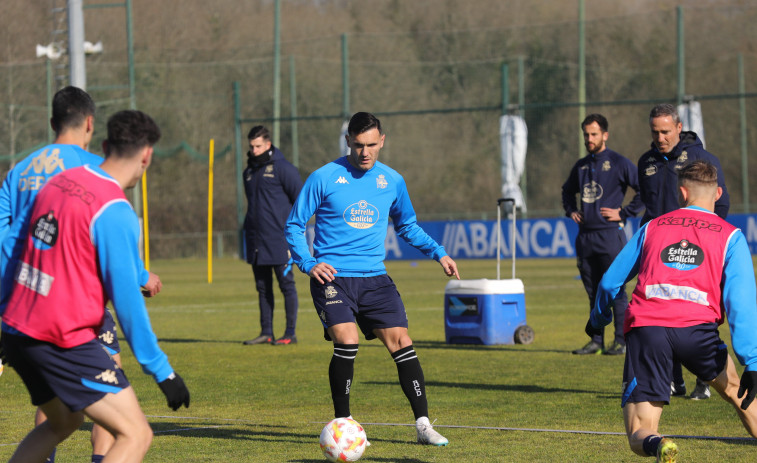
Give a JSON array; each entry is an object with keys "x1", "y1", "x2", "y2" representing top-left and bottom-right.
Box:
[
  {"x1": 158, "y1": 372, "x2": 190, "y2": 411},
  {"x1": 738, "y1": 370, "x2": 757, "y2": 410},
  {"x1": 141, "y1": 272, "x2": 163, "y2": 297},
  {"x1": 309, "y1": 262, "x2": 337, "y2": 284}
]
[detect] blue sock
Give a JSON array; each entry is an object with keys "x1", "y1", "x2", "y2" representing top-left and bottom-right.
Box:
[
  {"x1": 45, "y1": 448, "x2": 56, "y2": 463},
  {"x1": 91, "y1": 455, "x2": 105, "y2": 463},
  {"x1": 642, "y1": 435, "x2": 662, "y2": 457}
]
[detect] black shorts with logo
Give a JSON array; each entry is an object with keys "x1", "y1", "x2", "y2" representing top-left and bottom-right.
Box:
[
  {"x1": 621, "y1": 323, "x2": 727, "y2": 406},
  {"x1": 310, "y1": 274, "x2": 409, "y2": 341},
  {"x1": 3, "y1": 333, "x2": 129, "y2": 411}
]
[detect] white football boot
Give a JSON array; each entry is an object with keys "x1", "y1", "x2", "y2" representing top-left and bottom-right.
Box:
[{"x1": 416, "y1": 417, "x2": 448, "y2": 446}]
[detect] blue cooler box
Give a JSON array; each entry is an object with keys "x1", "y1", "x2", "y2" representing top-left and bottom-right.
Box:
[{"x1": 444, "y1": 278, "x2": 527, "y2": 345}]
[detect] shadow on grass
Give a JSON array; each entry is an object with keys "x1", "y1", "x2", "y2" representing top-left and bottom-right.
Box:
[
  {"x1": 85, "y1": 421, "x2": 435, "y2": 463},
  {"x1": 157, "y1": 338, "x2": 250, "y2": 344},
  {"x1": 410, "y1": 339, "x2": 566, "y2": 354},
  {"x1": 290, "y1": 458, "x2": 430, "y2": 463},
  {"x1": 364, "y1": 380, "x2": 600, "y2": 395}
]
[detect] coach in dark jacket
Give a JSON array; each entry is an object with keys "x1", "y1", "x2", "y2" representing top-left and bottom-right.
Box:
[
  {"x1": 242, "y1": 126, "x2": 303, "y2": 345},
  {"x1": 637, "y1": 103, "x2": 730, "y2": 400},
  {"x1": 638, "y1": 104, "x2": 729, "y2": 224},
  {"x1": 562, "y1": 114, "x2": 642, "y2": 356}
]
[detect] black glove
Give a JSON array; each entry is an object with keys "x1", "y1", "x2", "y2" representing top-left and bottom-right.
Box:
[
  {"x1": 585, "y1": 319, "x2": 603, "y2": 338},
  {"x1": 158, "y1": 372, "x2": 190, "y2": 411},
  {"x1": 738, "y1": 370, "x2": 757, "y2": 410}
]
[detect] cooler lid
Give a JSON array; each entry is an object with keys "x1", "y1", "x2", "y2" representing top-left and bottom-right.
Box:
[{"x1": 444, "y1": 278, "x2": 524, "y2": 294}]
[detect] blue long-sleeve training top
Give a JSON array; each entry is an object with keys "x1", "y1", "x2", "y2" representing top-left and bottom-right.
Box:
[{"x1": 285, "y1": 156, "x2": 447, "y2": 276}]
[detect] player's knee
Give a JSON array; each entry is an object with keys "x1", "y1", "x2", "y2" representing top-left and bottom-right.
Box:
[{"x1": 118, "y1": 421, "x2": 153, "y2": 456}]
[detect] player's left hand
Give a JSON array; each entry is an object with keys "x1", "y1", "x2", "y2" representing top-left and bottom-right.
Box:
[
  {"x1": 158, "y1": 372, "x2": 190, "y2": 411},
  {"x1": 584, "y1": 319, "x2": 603, "y2": 338},
  {"x1": 600, "y1": 207, "x2": 622, "y2": 222},
  {"x1": 440, "y1": 256, "x2": 460, "y2": 280},
  {"x1": 738, "y1": 370, "x2": 757, "y2": 410},
  {"x1": 142, "y1": 271, "x2": 162, "y2": 297}
]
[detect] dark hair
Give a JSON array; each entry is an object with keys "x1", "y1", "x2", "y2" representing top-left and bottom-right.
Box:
[
  {"x1": 247, "y1": 125, "x2": 270, "y2": 141},
  {"x1": 51, "y1": 86, "x2": 95, "y2": 134},
  {"x1": 581, "y1": 113, "x2": 608, "y2": 132},
  {"x1": 347, "y1": 112, "x2": 382, "y2": 137},
  {"x1": 649, "y1": 103, "x2": 680, "y2": 124},
  {"x1": 105, "y1": 110, "x2": 161, "y2": 158},
  {"x1": 678, "y1": 160, "x2": 717, "y2": 187}
]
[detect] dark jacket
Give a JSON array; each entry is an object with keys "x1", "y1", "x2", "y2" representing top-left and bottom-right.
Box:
[
  {"x1": 562, "y1": 148, "x2": 643, "y2": 232},
  {"x1": 243, "y1": 146, "x2": 303, "y2": 265},
  {"x1": 637, "y1": 132, "x2": 729, "y2": 224}
]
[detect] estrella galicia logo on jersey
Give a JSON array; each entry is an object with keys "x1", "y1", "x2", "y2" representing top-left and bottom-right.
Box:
[
  {"x1": 32, "y1": 211, "x2": 59, "y2": 249},
  {"x1": 661, "y1": 239, "x2": 704, "y2": 270},
  {"x1": 376, "y1": 174, "x2": 388, "y2": 189},
  {"x1": 581, "y1": 181, "x2": 603, "y2": 204},
  {"x1": 343, "y1": 200, "x2": 379, "y2": 229},
  {"x1": 645, "y1": 164, "x2": 658, "y2": 177}
]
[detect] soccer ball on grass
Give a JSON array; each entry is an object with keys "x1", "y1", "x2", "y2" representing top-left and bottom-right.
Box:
[{"x1": 319, "y1": 417, "x2": 367, "y2": 462}]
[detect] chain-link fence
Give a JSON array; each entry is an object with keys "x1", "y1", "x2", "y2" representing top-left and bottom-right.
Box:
[{"x1": 2, "y1": 2, "x2": 756, "y2": 258}]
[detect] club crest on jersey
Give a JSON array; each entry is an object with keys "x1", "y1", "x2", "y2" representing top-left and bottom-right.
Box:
[
  {"x1": 376, "y1": 174, "x2": 388, "y2": 189},
  {"x1": 678, "y1": 151, "x2": 688, "y2": 164},
  {"x1": 581, "y1": 181, "x2": 603, "y2": 204},
  {"x1": 264, "y1": 164, "x2": 274, "y2": 178},
  {"x1": 645, "y1": 165, "x2": 658, "y2": 176},
  {"x1": 661, "y1": 239, "x2": 704, "y2": 270},
  {"x1": 32, "y1": 211, "x2": 59, "y2": 249},
  {"x1": 602, "y1": 160, "x2": 611, "y2": 171},
  {"x1": 343, "y1": 200, "x2": 379, "y2": 229}
]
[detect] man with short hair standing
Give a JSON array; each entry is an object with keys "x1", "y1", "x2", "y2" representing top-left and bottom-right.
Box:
[
  {"x1": 562, "y1": 113, "x2": 642, "y2": 356},
  {"x1": 242, "y1": 125, "x2": 303, "y2": 346},
  {"x1": 637, "y1": 103, "x2": 730, "y2": 400},
  {"x1": 587, "y1": 161, "x2": 757, "y2": 462},
  {"x1": 286, "y1": 112, "x2": 459, "y2": 446},
  {"x1": 1, "y1": 110, "x2": 189, "y2": 463}
]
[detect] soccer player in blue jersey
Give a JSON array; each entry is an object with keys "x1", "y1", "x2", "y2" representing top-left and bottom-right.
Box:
[
  {"x1": 0, "y1": 86, "x2": 162, "y2": 463},
  {"x1": 587, "y1": 161, "x2": 757, "y2": 462},
  {"x1": 286, "y1": 111, "x2": 460, "y2": 446}
]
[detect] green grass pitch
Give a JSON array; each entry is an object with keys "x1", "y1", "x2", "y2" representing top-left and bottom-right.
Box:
[{"x1": 1, "y1": 257, "x2": 756, "y2": 461}]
